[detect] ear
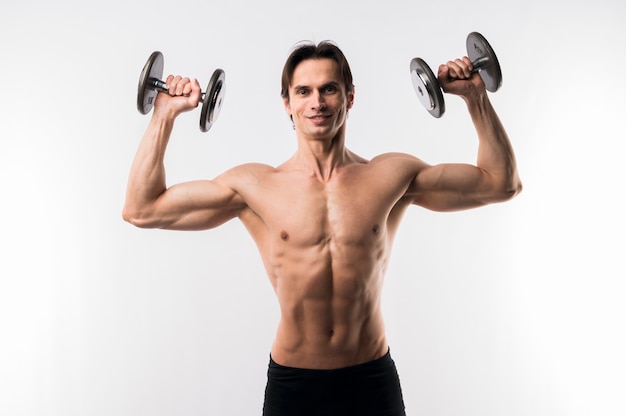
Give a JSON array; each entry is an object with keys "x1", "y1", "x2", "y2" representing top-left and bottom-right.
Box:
[
  {"x1": 346, "y1": 88, "x2": 355, "y2": 110},
  {"x1": 283, "y1": 96, "x2": 292, "y2": 118}
]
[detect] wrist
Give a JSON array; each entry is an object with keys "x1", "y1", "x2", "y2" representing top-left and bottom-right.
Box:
[
  {"x1": 464, "y1": 90, "x2": 489, "y2": 114},
  {"x1": 151, "y1": 105, "x2": 179, "y2": 126},
  {"x1": 147, "y1": 109, "x2": 177, "y2": 144}
]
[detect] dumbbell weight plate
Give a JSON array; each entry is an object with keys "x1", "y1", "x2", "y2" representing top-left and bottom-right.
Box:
[
  {"x1": 137, "y1": 51, "x2": 164, "y2": 115},
  {"x1": 410, "y1": 57, "x2": 445, "y2": 118},
  {"x1": 466, "y1": 32, "x2": 502, "y2": 93},
  {"x1": 199, "y1": 69, "x2": 226, "y2": 133}
]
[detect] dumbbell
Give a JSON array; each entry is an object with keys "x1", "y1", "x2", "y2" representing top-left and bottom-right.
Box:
[
  {"x1": 410, "y1": 32, "x2": 502, "y2": 118},
  {"x1": 137, "y1": 51, "x2": 226, "y2": 132}
]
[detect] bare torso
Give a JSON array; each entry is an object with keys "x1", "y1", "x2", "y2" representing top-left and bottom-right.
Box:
[
  {"x1": 123, "y1": 50, "x2": 520, "y2": 374},
  {"x1": 227, "y1": 151, "x2": 420, "y2": 369}
]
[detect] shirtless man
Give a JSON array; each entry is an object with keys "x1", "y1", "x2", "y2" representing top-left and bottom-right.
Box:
[{"x1": 123, "y1": 41, "x2": 521, "y2": 415}]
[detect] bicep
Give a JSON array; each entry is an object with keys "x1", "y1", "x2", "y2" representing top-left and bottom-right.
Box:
[
  {"x1": 142, "y1": 178, "x2": 245, "y2": 230},
  {"x1": 409, "y1": 163, "x2": 495, "y2": 211}
]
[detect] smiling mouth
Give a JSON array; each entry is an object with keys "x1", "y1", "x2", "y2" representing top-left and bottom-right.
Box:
[{"x1": 308, "y1": 114, "x2": 331, "y2": 123}]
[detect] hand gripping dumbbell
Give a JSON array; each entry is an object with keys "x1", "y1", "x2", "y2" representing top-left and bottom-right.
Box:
[
  {"x1": 410, "y1": 32, "x2": 502, "y2": 118},
  {"x1": 137, "y1": 51, "x2": 226, "y2": 132}
]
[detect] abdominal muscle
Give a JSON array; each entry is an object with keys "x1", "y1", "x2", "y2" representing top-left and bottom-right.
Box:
[{"x1": 267, "y1": 238, "x2": 389, "y2": 370}]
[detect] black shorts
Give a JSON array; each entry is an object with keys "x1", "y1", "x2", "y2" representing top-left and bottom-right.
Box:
[{"x1": 262, "y1": 349, "x2": 406, "y2": 416}]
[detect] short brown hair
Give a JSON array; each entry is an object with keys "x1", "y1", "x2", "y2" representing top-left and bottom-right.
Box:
[{"x1": 281, "y1": 41, "x2": 355, "y2": 100}]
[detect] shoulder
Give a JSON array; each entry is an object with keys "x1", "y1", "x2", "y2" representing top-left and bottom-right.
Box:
[
  {"x1": 368, "y1": 152, "x2": 430, "y2": 173},
  {"x1": 341, "y1": 152, "x2": 431, "y2": 194},
  {"x1": 218, "y1": 162, "x2": 277, "y2": 179},
  {"x1": 210, "y1": 163, "x2": 278, "y2": 193}
]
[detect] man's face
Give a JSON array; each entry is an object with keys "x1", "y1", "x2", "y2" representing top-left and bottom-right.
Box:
[{"x1": 284, "y1": 58, "x2": 354, "y2": 140}]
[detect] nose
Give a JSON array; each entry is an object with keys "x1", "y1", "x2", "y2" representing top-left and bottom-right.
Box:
[{"x1": 310, "y1": 91, "x2": 326, "y2": 111}]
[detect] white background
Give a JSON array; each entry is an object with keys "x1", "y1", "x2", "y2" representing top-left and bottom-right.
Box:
[{"x1": 1, "y1": 0, "x2": 625, "y2": 415}]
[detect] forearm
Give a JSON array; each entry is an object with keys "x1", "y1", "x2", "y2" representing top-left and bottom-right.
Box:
[
  {"x1": 466, "y1": 94, "x2": 522, "y2": 198},
  {"x1": 123, "y1": 113, "x2": 175, "y2": 222}
]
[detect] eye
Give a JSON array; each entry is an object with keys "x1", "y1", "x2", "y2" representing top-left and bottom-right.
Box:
[
  {"x1": 296, "y1": 88, "x2": 309, "y2": 96},
  {"x1": 323, "y1": 85, "x2": 337, "y2": 94}
]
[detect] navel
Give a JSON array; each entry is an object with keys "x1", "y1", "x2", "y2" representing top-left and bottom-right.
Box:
[{"x1": 372, "y1": 224, "x2": 380, "y2": 235}]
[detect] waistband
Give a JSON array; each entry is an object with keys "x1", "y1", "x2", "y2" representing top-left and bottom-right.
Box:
[{"x1": 269, "y1": 348, "x2": 393, "y2": 373}]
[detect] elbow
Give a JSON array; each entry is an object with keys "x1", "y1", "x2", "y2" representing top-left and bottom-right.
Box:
[
  {"x1": 510, "y1": 178, "x2": 523, "y2": 199},
  {"x1": 121, "y1": 204, "x2": 132, "y2": 224},
  {"x1": 507, "y1": 173, "x2": 523, "y2": 199},
  {"x1": 494, "y1": 177, "x2": 523, "y2": 203},
  {"x1": 121, "y1": 207, "x2": 142, "y2": 227},
  {"x1": 121, "y1": 206, "x2": 157, "y2": 229}
]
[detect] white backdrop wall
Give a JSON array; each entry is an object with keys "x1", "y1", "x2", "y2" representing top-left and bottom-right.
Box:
[{"x1": 1, "y1": 0, "x2": 625, "y2": 415}]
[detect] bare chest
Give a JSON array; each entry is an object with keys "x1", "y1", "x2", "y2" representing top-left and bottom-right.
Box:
[{"x1": 244, "y1": 172, "x2": 402, "y2": 248}]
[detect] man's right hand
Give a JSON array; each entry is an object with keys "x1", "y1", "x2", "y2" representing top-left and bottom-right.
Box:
[
  {"x1": 153, "y1": 75, "x2": 202, "y2": 120},
  {"x1": 437, "y1": 57, "x2": 488, "y2": 106}
]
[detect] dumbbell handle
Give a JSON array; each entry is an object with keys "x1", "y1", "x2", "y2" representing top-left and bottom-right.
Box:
[
  {"x1": 149, "y1": 77, "x2": 207, "y2": 100},
  {"x1": 470, "y1": 56, "x2": 490, "y2": 73}
]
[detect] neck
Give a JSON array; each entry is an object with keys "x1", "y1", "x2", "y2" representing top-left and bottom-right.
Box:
[{"x1": 293, "y1": 129, "x2": 348, "y2": 181}]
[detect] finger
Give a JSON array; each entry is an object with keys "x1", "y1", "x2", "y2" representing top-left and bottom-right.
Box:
[
  {"x1": 437, "y1": 64, "x2": 450, "y2": 80},
  {"x1": 189, "y1": 78, "x2": 201, "y2": 101},
  {"x1": 456, "y1": 58, "x2": 472, "y2": 78},
  {"x1": 165, "y1": 75, "x2": 182, "y2": 95},
  {"x1": 164, "y1": 75, "x2": 175, "y2": 92},
  {"x1": 446, "y1": 60, "x2": 460, "y2": 79},
  {"x1": 438, "y1": 64, "x2": 459, "y2": 93},
  {"x1": 462, "y1": 56, "x2": 473, "y2": 71},
  {"x1": 165, "y1": 75, "x2": 181, "y2": 94},
  {"x1": 447, "y1": 59, "x2": 470, "y2": 79},
  {"x1": 175, "y1": 77, "x2": 190, "y2": 95},
  {"x1": 182, "y1": 78, "x2": 194, "y2": 96},
  {"x1": 446, "y1": 57, "x2": 475, "y2": 80}
]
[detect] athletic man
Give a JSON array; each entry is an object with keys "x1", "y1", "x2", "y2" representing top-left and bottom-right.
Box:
[{"x1": 123, "y1": 41, "x2": 522, "y2": 415}]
